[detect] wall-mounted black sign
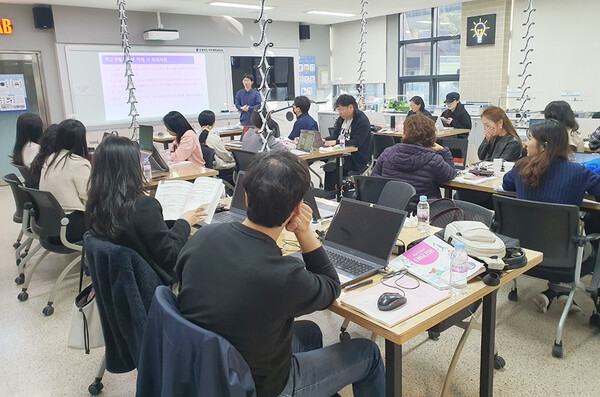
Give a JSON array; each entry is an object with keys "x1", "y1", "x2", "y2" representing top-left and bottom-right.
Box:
[{"x1": 467, "y1": 14, "x2": 496, "y2": 46}]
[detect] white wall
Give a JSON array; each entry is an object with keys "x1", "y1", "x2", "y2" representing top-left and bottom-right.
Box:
[
  {"x1": 330, "y1": 16, "x2": 387, "y2": 85},
  {"x1": 508, "y1": 0, "x2": 600, "y2": 112},
  {"x1": 299, "y1": 24, "x2": 332, "y2": 100}
]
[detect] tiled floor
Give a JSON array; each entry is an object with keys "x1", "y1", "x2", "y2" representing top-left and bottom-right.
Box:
[{"x1": 0, "y1": 184, "x2": 599, "y2": 396}]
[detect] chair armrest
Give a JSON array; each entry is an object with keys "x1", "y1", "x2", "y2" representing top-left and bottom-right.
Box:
[
  {"x1": 572, "y1": 233, "x2": 600, "y2": 247},
  {"x1": 60, "y1": 216, "x2": 82, "y2": 252},
  {"x1": 24, "y1": 202, "x2": 33, "y2": 210}
]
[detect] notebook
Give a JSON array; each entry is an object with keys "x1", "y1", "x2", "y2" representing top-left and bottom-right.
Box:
[{"x1": 309, "y1": 198, "x2": 407, "y2": 286}]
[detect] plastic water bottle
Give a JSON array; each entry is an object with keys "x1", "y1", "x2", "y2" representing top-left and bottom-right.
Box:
[
  {"x1": 450, "y1": 242, "x2": 468, "y2": 293},
  {"x1": 339, "y1": 132, "x2": 346, "y2": 149},
  {"x1": 417, "y1": 195, "x2": 429, "y2": 235},
  {"x1": 142, "y1": 157, "x2": 152, "y2": 181},
  {"x1": 436, "y1": 117, "x2": 444, "y2": 132},
  {"x1": 164, "y1": 150, "x2": 173, "y2": 170}
]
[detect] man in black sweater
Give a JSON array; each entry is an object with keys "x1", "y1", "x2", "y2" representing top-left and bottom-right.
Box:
[
  {"x1": 323, "y1": 94, "x2": 373, "y2": 191},
  {"x1": 175, "y1": 151, "x2": 384, "y2": 397}
]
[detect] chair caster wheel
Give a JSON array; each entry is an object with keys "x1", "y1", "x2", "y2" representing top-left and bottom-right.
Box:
[
  {"x1": 494, "y1": 354, "x2": 506, "y2": 369},
  {"x1": 339, "y1": 331, "x2": 351, "y2": 342},
  {"x1": 17, "y1": 291, "x2": 29, "y2": 301},
  {"x1": 88, "y1": 381, "x2": 104, "y2": 395},
  {"x1": 428, "y1": 331, "x2": 440, "y2": 341},
  {"x1": 13, "y1": 242, "x2": 20, "y2": 249},
  {"x1": 552, "y1": 342, "x2": 563, "y2": 358},
  {"x1": 508, "y1": 290, "x2": 518, "y2": 302},
  {"x1": 15, "y1": 274, "x2": 25, "y2": 285},
  {"x1": 590, "y1": 313, "x2": 600, "y2": 328},
  {"x1": 16, "y1": 258, "x2": 21, "y2": 267},
  {"x1": 42, "y1": 304, "x2": 54, "y2": 316}
]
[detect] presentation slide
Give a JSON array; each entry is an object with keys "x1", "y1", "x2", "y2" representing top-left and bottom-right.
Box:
[{"x1": 98, "y1": 52, "x2": 209, "y2": 121}]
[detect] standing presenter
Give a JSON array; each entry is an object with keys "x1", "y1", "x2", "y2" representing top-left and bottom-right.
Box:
[{"x1": 235, "y1": 73, "x2": 262, "y2": 127}]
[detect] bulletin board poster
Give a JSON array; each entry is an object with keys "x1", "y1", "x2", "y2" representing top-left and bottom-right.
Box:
[
  {"x1": 299, "y1": 56, "x2": 317, "y2": 96},
  {"x1": 0, "y1": 74, "x2": 28, "y2": 112}
]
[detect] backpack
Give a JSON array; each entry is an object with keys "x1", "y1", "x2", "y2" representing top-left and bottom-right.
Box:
[{"x1": 444, "y1": 221, "x2": 507, "y2": 270}]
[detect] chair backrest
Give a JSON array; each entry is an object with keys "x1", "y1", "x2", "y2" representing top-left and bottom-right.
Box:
[
  {"x1": 437, "y1": 137, "x2": 468, "y2": 170},
  {"x1": 372, "y1": 134, "x2": 395, "y2": 160},
  {"x1": 354, "y1": 175, "x2": 394, "y2": 204},
  {"x1": 377, "y1": 180, "x2": 416, "y2": 211},
  {"x1": 427, "y1": 198, "x2": 494, "y2": 229},
  {"x1": 201, "y1": 145, "x2": 217, "y2": 169},
  {"x1": 136, "y1": 285, "x2": 256, "y2": 397},
  {"x1": 492, "y1": 194, "x2": 580, "y2": 269},
  {"x1": 454, "y1": 199, "x2": 494, "y2": 227},
  {"x1": 12, "y1": 162, "x2": 31, "y2": 182},
  {"x1": 3, "y1": 173, "x2": 27, "y2": 224},
  {"x1": 231, "y1": 150, "x2": 256, "y2": 174},
  {"x1": 19, "y1": 186, "x2": 66, "y2": 240}
]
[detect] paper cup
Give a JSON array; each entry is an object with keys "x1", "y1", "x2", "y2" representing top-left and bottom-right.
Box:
[{"x1": 493, "y1": 158, "x2": 503, "y2": 175}]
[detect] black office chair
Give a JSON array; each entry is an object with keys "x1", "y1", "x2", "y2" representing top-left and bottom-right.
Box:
[
  {"x1": 12, "y1": 162, "x2": 31, "y2": 182},
  {"x1": 377, "y1": 180, "x2": 416, "y2": 211},
  {"x1": 346, "y1": 138, "x2": 375, "y2": 177},
  {"x1": 18, "y1": 187, "x2": 84, "y2": 316},
  {"x1": 4, "y1": 173, "x2": 28, "y2": 249},
  {"x1": 200, "y1": 145, "x2": 216, "y2": 169},
  {"x1": 353, "y1": 175, "x2": 394, "y2": 204},
  {"x1": 437, "y1": 137, "x2": 469, "y2": 170},
  {"x1": 372, "y1": 134, "x2": 395, "y2": 161},
  {"x1": 231, "y1": 149, "x2": 256, "y2": 184},
  {"x1": 492, "y1": 194, "x2": 600, "y2": 358}
]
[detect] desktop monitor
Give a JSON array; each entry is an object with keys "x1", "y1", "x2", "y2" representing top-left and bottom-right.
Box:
[{"x1": 139, "y1": 125, "x2": 154, "y2": 152}]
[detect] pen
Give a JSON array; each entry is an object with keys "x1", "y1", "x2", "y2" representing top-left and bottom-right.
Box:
[{"x1": 344, "y1": 279, "x2": 373, "y2": 291}]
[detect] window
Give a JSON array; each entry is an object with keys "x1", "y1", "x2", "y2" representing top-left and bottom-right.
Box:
[{"x1": 398, "y1": 4, "x2": 461, "y2": 106}]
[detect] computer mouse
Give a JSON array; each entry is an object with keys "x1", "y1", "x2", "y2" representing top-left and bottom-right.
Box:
[{"x1": 377, "y1": 292, "x2": 407, "y2": 311}]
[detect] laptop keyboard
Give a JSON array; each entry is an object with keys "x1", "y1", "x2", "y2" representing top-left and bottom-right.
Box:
[
  {"x1": 214, "y1": 212, "x2": 244, "y2": 223},
  {"x1": 325, "y1": 249, "x2": 375, "y2": 277}
]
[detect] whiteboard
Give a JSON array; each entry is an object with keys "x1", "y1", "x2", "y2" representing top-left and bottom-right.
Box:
[{"x1": 57, "y1": 45, "x2": 230, "y2": 128}]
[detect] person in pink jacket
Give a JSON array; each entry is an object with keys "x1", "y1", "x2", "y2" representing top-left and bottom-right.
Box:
[{"x1": 163, "y1": 111, "x2": 205, "y2": 167}]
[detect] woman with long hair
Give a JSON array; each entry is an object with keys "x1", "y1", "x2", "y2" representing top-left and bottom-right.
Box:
[
  {"x1": 163, "y1": 111, "x2": 205, "y2": 167},
  {"x1": 477, "y1": 106, "x2": 523, "y2": 161},
  {"x1": 503, "y1": 120, "x2": 600, "y2": 313},
  {"x1": 12, "y1": 112, "x2": 43, "y2": 167},
  {"x1": 26, "y1": 124, "x2": 59, "y2": 189},
  {"x1": 406, "y1": 96, "x2": 432, "y2": 118},
  {"x1": 544, "y1": 100, "x2": 584, "y2": 152},
  {"x1": 85, "y1": 135, "x2": 206, "y2": 285},
  {"x1": 39, "y1": 119, "x2": 90, "y2": 242}
]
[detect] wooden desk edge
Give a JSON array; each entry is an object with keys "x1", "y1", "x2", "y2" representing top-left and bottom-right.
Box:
[{"x1": 329, "y1": 249, "x2": 543, "y2": 345}]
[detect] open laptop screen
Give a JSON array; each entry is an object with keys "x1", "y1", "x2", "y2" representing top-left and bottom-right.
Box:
[
  {"x1": 230, "y1": 172, "x2": 247, "y2": 211},
  {"x1": 139, "y1": 125, "x2": 154, "y2": 152},
  {"x1": 325, "y1": 199, "x2": 406, "y2": 261}
]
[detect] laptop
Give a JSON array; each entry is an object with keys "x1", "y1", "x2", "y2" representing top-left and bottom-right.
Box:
[
  {"x1": 139, "y1": 125, "x2": 170, "y2": 178},
  {"x1": 303, "y1": 189, "x2": 337, "y2": 221},
  {"x1": 212, "y1": 172, "x2": 247, "y2": 224},
  {"x1": 296, "y1": 130, "x2": 324, "y2": 153},
  {"x1": 296, "y1": 198, "x2": 407, "y2": 286}
]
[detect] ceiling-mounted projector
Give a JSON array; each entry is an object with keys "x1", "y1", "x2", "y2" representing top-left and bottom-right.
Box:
[{"x1": 143, "y1": 12, "x2": 179, "y2": 41}]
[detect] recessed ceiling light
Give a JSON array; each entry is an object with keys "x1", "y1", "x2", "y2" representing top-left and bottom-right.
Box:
[
  {"x1": 209, "y1": 2, "x2": 274, "y2": 10},
  {"x1": 306, "y1": 10, "x2": 356, "y2": 17}
]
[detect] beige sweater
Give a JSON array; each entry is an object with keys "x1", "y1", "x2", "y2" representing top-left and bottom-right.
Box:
[
  {"x1": 22, "y1": 142, "x2": 40, "y2": 168},
  {"x1": 39, "y1": 149, "x2": 91, "y2": 212}
]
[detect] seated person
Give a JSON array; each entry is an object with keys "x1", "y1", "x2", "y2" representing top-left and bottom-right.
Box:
[
  {"x1": 406, "y1": 96, "x2": 433, "y2": 118},
  {"x1": 440, "y1": 92, "x2": 472, "y2": 134},
  {"x1": 477, "y1": 106, "x2": 523, "y2": 162},
  {"x1": 241, "y1": 110, "x2": 286, "y2": 153},
  {"x1": 39, "y1": 119, "x2": 91, "y2": 242},
  {"x1": 198, "y1": 110, "x2": 236, "y2": 171},
  {"x1": 323, "y1": 94, "x2": 373, "y2": 191},
  {"x1": 26, "y1": 124, "x2": 58, "y2": 189},
  {"x1": 373, "y1": 114, "x2": 457, "y2": 202},
  {"x1": 544, "y1": 100, "x2": 584, "y2": 152},
  {"x1": 288, "y1": 95, "x2": 318, "y2": 140},
  {"x1": 503, "y1": 120, "x2": 600, "y2": 313},
  {"x1": 12, "y1": 112, "x2": 43, "y2": 169},
  {"x1": 86, "y1": 136, "x2": 205, "y2": 286},
  {"x1": 175, "y1": 151, "x2": 384, "y2": 397},
  {"x1": 163, "y1": 111, "x2": 205, "y2": 167}
]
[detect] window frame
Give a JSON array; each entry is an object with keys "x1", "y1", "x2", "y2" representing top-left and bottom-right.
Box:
[{"x1": 398, "y1": 6, "x2": 461, "y2": 105}]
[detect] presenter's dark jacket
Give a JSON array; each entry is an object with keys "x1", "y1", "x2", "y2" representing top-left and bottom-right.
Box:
[
  {"x1": 175, "y1": 222, "x2": 341, "y2": 397},
  {"x1": 441, "y1": 103, "x2": 472, "y2": 130},
  {"x1": 235, "y1": 89, "x2": 262, "y2": 126},
  {"x1": 477, "y1": 134, "x2": 522, "y2": 162},
  {"x1": 110, "y1": 195, "x2": 190, "y2": 285},
  {"x1": 325, "y1": 108, "x2": 373, "y2": 171},
  {"x1": 288, "y1": 112, "x2": 319, "y2": 140}
]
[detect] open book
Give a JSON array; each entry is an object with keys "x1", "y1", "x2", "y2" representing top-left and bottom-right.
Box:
[
  {"x1": 339, "y1": 275, "x2": 450, "y2": 327},
  {"x1": 154, "y1": 177, "x2": 224, "y2": 224},
  {"x1": 389, "y1": 235, "x2": 485, "y2": 290}
]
